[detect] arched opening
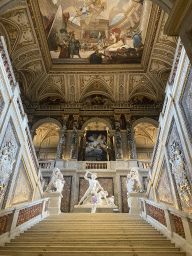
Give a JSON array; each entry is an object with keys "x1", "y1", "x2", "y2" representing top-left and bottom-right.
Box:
[
  {"x1": 33, "y1": 123, "x2": 60, "y2": 160},
  {"x1": 134, "y1": 122, "x2": 158, "y2": 161}
]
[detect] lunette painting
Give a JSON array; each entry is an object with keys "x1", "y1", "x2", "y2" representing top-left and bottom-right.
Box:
[
  {"x1": 38, "y1": 0, "x2": 144, "y2": 64},
  {"x1": 85, "y1": 130, "x2": 107, "y2": 161}
]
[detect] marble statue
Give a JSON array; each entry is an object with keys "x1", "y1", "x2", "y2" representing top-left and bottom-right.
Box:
[
  {"x1": 46, "y1": 168, "x2": 65, "y2": 193},
  {"x1": 126, "y1": 167, "x2": 142, "y2": 194},
  {"x1": 78, "y1": 170, "x2": 104, "y2": 205},
  {"x1": 78, "y1": 170, "x2": 116, "y2": 213}
]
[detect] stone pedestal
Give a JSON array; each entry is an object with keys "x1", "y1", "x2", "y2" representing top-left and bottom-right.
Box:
[
  {"x1": 43, "y1": 192, "x2": 62, "y2": 215},
  {"x1": 128, "y1": 192, "x2": 146, "y2": 215}
]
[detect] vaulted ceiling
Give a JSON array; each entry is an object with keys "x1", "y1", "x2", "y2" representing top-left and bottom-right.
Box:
[{"x1": 0, "y1": 0, "x2": 177, "y2": 105}]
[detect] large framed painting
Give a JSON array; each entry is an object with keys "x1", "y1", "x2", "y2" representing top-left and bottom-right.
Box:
[
  {"x1": 37, "y1": 0, "x2": 144, "y2": 64},
  {"x1": 85, "y1": 130, "x2": 107, "y2": 161}
]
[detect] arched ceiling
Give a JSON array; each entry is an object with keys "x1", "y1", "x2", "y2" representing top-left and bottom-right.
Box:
[{"x1": 0, "y1": 0, "x2": 177, "y2": 105}]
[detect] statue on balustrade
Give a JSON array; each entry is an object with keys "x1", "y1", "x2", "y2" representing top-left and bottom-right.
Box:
[
  {"x1": 46, "y1": 168, "x2": 65, "y2": 193},
  {"x1": 78, "y1": 171, "x2": 116, "y2": 210},
  {"x1": 126, "y1": 167, "x2": 143, "y2": 194},
  {"x1": 126, "y1": 167, "x2": 143, "y2": 209}
]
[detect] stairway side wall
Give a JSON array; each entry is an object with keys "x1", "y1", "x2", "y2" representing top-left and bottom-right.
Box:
[
  {"x1": 0, "y1": 37, "x2": 43, "y2": 210},
  {"x1": 148, "y1": 38, "x2": 192, "y2": 213}
]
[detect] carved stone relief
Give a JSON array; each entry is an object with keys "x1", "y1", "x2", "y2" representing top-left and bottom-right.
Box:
[
  {"x1": 119, "y1": 74, "x2": 124, "y2": 102},
  {"x1": 69, "y1": 75, "x2": 75, "y2": 102},
  {"x1": 11, "y1": 159, "x2": 33, "y2": 206},
  {"x1": 0, "y1": 120, "x2": 20, "y2": 208},
  {"x1": 166, "y1": 120, "x2": 192, "y2": 212},
  {"x1": 80, "y1": 75, "x2": 114, "y2": 95}
]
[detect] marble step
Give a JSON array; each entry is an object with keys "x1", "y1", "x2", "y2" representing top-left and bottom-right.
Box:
[
  {"x1": 1, "y1": 246, "x2": 181, "y2": 252},
  {"x1": 6, "y1": 241, "x2": 174, "y2": 246},
  {"x1": 25, "y1": 227, "x2": 159, "y2": 234},
  {"x1": 12, "y1": 237, "x2": 171, "y2": 242},
  {"x1": 18, "y1": 233, "x2": 165, "y2": 239},
  {"x1": 0, "y1": 251, "x2": 186, "y2": 256}
]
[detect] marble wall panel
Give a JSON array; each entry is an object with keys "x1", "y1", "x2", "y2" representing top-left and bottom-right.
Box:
[
  {"x1": 0, "y1": 90, "x2": 4, "y2": 116},
  {"x1": 0, "y1": 119, "x2": 20, "y2": 209},
  {"x1": 61, "y1": 176, "x2": 72, "y2": 213},
  {"x1": 11, "y1": 159, "x2": 33, "y2": 206},
  {"x1": 79, "y1": 177, "x2": 114, "y2": 203},
  {"x1": 120, "y1": 176, "x2": 129, "y2": 213},
  {"x1": 180, "y1": 67, "x2": 192, "y2": 142},
  {"x1": 166, "y1": 119, "x2": 192, "y2": 212},
  {"x1": 155, "y1": 160, "x2": 175, "y2": 206}
]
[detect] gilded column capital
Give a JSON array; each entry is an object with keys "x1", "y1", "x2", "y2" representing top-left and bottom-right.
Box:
[
  {"x1": 62, "y1": 115, "x2": 69, "y2": 121},
  {"x1": 73, "y1": 115, "x2": 79, "y2": 121},
  {"x1": 125, "y1": 114, "x2": 132, "y2": 121},
  {"x1": 114, "y1": 114, "x2": 121, "y2": 121}
]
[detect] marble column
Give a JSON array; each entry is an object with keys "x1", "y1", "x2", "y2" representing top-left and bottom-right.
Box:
[
  {"x1": 114, "y1": 115, "x2": 123, "y2": 159},
  {"x1": 56, "y1": 115, "x2": 69, "y2": 159},
  {"x1": 78, "y1": 132, "x2": 85, "y2": 161},
  {"x1": 109, "y1": 133, "x2": 115, "y2": 161},
  {"x1": 71, "y1": 115, "x2": 79, "y2": 159},
  {"x1": 125, "y1": 114, "x2": 137, "y2": 159}
]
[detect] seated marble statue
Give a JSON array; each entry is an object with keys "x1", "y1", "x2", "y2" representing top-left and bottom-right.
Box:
[
  {"x1": 78, "y1": 171, "x2": 104, "y2": 205},
  {"x1": 46, "y1": 168, "x2": 65, "y2": 193},
  {"x1": 126, "y1": 167, "x2": 142, "y2": 194}
]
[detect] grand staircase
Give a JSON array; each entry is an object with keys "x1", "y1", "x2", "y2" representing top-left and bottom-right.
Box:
[{"x1": 0, "y1": 213, "x2": 185, "y2": 256}]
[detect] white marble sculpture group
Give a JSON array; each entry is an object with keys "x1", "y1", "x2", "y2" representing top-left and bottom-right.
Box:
[
  {"x1": 45, "y1": 167, "x2": 145, "y2": 214},
  {"x1": 78, "y1": 170, "x2": 115, "y2": 213}
]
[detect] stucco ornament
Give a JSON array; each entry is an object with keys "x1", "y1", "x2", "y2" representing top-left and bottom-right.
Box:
[
  {"x1": 46, "y1": 168, "x2": 65, "y2": 193},
  {"x1": 0, "y1": 142, "x2": 17, "y2": 200},
  {"x1": 126, "y1": 167, "x2": 142, "y2": 194},
  {"x1": 169, "y1": 142, "x2": 191, "y2": 206}
]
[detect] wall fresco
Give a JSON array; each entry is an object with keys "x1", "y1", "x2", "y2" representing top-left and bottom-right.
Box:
[
  {"x1": 155, "y1": 160, "x2": 175, "y2": 206},
  {"x1": 11, "y1": 159, "x2": 33, "y2": 206},
  {"x1": 38, "y1": 0, "x2": 143, "y2": 64}
]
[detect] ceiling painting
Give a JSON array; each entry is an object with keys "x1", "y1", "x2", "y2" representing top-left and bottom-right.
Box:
[{"x1": 38, "y1": 0, "x2": 144, "y2": 64}]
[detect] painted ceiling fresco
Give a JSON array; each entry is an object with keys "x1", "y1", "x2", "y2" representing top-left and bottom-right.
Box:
[{"x1": 38, "y1": 0, "x2": 143, "y2": 64}]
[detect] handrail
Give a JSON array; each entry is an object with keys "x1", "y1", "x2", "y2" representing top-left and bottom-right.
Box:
[
  {"x1": 0, "y1": 198, "x2": 50, "y2": 245},
  {"x1": 140, "y1": 198, "x2": 192, "y2": 254}
]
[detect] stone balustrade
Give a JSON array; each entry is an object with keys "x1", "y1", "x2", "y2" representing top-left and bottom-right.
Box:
[
  {"x1": 39, "y1": 159, "x2": 150, "y2": 172},
  {"x1": 0, "y1": 198, "x2": 49, "y2": 246},
  {"x1": 140, "y1": 198, "x2": 192, "y2": 255},
  {"x1": 39, "y1": 160, "x2": 55, "y2": 169}
]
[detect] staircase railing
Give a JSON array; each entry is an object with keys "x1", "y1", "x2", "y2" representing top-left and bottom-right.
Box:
[
  {"x1": 0, "y1": 198, "x2": 49, "y2": 246},
  {"x1": 140, "y1": 198, "x2": 192, "y2": 255}
]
